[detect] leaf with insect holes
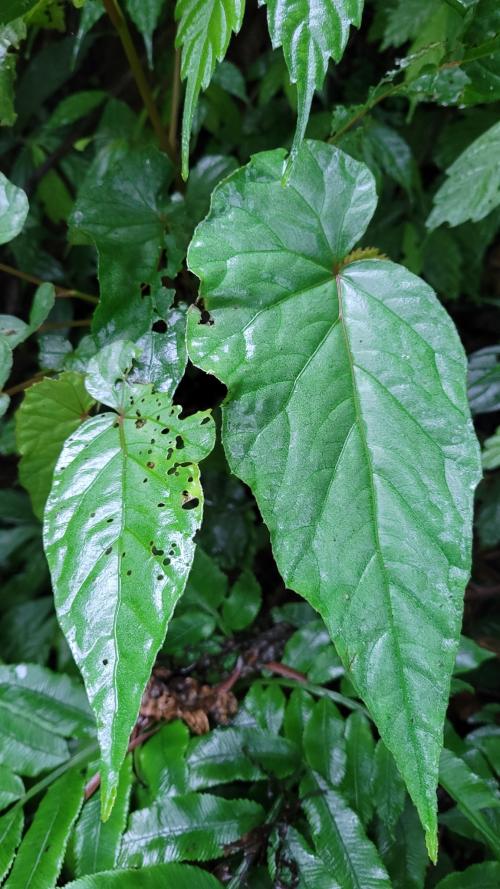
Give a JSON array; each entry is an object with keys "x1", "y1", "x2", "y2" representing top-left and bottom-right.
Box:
[
  {"x1": 186, "y1": 140, "x2": 481, "y2": 859},
  {"x1": 175, "y1": 0, "x2": 245, "y2": 179},
  {"x1": 259, "y1": 0, "x2": 364, "y2": 164},
  {"x1": 43, "y1": 362, "x2": 215, "y2": 819}
]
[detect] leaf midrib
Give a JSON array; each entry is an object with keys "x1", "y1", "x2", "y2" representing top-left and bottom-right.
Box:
[{"x1": 336, "y1": 270, "x2": 429, "y2": 825}]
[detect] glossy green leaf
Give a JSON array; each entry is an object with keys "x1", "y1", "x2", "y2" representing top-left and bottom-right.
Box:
[
  {"x1": 0, "y1": 664, "x2": 93, "y2": 776},
  {"x1": 284, "y1": 687, "x2": 315, "y2": 748},
  {"x1": 285, "y1": 827, "x2": 341, "y2": 889},
  {"x1": 303, "y1": 698, "x2": 346, "y2": 786},
  {"x1": 0, "y1": 766, "x2": 23, "y2": 812},
  {"x1": 16, "y1": 372, "x2": 95, "y2": 519},
  {"x1": 435, "y1": 862, "x2": 500, "y2": 889},
  {"x1": 482, "y1": 426, "x2": 500, "y2": 470},
  {"x1": 44, "y1": 378, "x2": 215, "y2": 817},
  {"x1": 260, "y1": 0, "x2": 364, "y2": 162},
  {"x1": 439, "y1": 747, "x2": 500, "y2": 856},
  {"x1": 0, "y1": 172, "x2": 28, "y2": 245},
  {"x1": 65, "y1": 863, "x2": 224, "y2": 888},
  {"x1": 468, "y1": 346, "x2": 500, "y2": 415},
  {"x1": 283, "y1": 620, "x2": 344, "y2": 684},
  {"x1": 73, "y1": 758, "x2": 132, "y2": 877},
  {"x1": 0, "y1": 0, "x2": 38, "y2": 26},
  {"x1": 222, "y1": 567, "x2": 261, "y2": 630},
  {"x1": 4, "y1": 769, "x2": 84, "y2": 889},
  {"x1": 428, "y1": 122, "x2": 500, "y2": 228},
  {"x1": 371, "y1": 741, "x2": 406, "y2": 838},
  {"x1": 175, "y1": 0, "x2": 245, "y2": 179},
  {"x1": 0, "y1": 809, "x2": 23, "y2": 884},
  {"x1": 300, "y1": 770, "x2": 392, "y2": 888},
  {"x1": 186, "y1": 727, "x2": 265, "y2": 789},
  {"x1": 135, "y1": 722, "x2": 189, "y2": 805},
  {"x1": 0, "y1": 18, "x2": 26, "y2": 127},
  {"x1": 454, "y1": 635, "x2": 495, "y2": 674},
  {"x1": 187, "y1": 140, "x2": 481, "y2": 857},
  {"x1": 124, "y1": 0, "x2": 164, "y2": 67},
  {"x1": 129, "y1": 302, "x2": 188, "y2": 399},
  {"x1": 69, "y1": 147, "x2": 173, "y2": 342},
  {"x1": 375, "y1": 798, "x2": 427, "y2": 889},
  {"x1": 477, "y1": 475, "x2": 500, "y2": 549},
  {"x1": 342, "y1": 711, "x2": 375, "y2": 824},
  {"x1": 380, "y1": 0, "x2": 434, "y2": 49},
  {"x1": 119, "y1": 793, "x2": 265, "y2": 866}
]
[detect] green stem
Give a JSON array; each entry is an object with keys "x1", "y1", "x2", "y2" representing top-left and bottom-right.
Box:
[
  {"x1": 259, "y1": 677, "x2": 370, "y2": 716},
  {"x1": 11, "y1": 742, "x2": 99, "y2": 814},
  {"x1": 102, "y1": 0, "x2": 173, "y2": 161}
]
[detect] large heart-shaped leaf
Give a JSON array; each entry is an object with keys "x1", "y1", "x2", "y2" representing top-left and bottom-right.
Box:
[
  {"x1": 44, "y1": 377, "x2": 215, "y2": 817},
  {"x1": 186, "y1": 141, "x2": 481, "y2": 857},
  {"x1": 260, "y1": 0, "x2": 364, "y2": 162}
]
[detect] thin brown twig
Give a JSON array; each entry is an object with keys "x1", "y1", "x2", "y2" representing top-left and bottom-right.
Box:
[
  {"x1": 102, "y1": 0, "x2": 174, "y2": 161},
  {"x1": 39, "y1": 319, "x2": 91, "y2": 332},
  {"x1": 0, "y1": 262, "x2": 98, "y2": 304},
  {"x1": 4, "y1": 372, "x2": 52, "y2": 397},
  {"x1": 84, "y1": 726, "x2": 160, "y2": 801}
]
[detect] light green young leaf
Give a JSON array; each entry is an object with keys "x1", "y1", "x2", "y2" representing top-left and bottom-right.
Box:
[
  {"x1": 0, "y1": 664, "x2": 93, "y2": 776},
  {"x1": 16, "y1": 372, "x2": 95, "y2": 519},
  {"x1": 342, "y1": 711, "x2": 375, "y2": 824},
  {"x1": 301, "y1": 770, "x2": 392, "y2": 888},
  {"x1": 175, "y1": 0, "x2": 245, "y2": 179},
  {"x1": 186, "y1": 140, "x2": 481, "y2": 858},
  {"x1": 303, "y1": 698, "x2": 346, "y2": 786},
  {"x1": 0, "y1": 765, "x2": 23, "y2": 811},
  {"x1": 435, "y1": 861, "x2": 500, "y2": 889},
  {"x1": 4, "y1": 769, "x2": 84, "y2": 889},
  {"x1": 0, "y1": 809, "x2": 23, "y2": 883},
  {"x1": 124, "y1": 0, "x2": 164, "y2": 67},
  {"x1": 119, "y1": 793, "x2": 265, "y2": 866},
  {"x1": 0, "y1": 172, "x2": 28, "y2": 244},
  {"x1": 482, "y1": 426, "x2": 500, "y2": 470},
  {"x1": 65, "y1": 863, "x2": 224, "y2": 888},
  {"x1": 439, "y1": 747, "x2": 500, "y2": 856},
  {"x1": 259, "y1": 0, "x2": 364, "y2": 162},
  {"x1": 43, "y1": 387, "x2": 214, "y2": 817},
  {"x1": 428, "y1": 122, "x2": 500, "y2": 228},
  {"x1": 73, "y1": 758, "x2": 133, "y2": 877}
]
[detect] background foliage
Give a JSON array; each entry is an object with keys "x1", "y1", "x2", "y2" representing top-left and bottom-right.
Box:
[{"x1": 0, "y1": 0, "x2": 499, "y2": 887}]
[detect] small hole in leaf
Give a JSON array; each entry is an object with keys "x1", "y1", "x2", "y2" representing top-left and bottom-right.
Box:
[
  {"x1": 105, "y1": 546, "x2": 112, "y2": 555},
  {"x1": 107, "y1": 518, "x2": 113, "y2": 524},
  {"x1": 161, "y1": 428, "x2": 170, "y2": 435},
  {"x1": 103, "y1": 658, "x2": 108, "y2": 665},
  {"x1": 152, "y1": 319, "x2": 167, "y2": 333},
  {"x1": 199, "y1": 308, "x2": 214, "y2": 325},
  {"x1": 143, "y1": 478, "x2": 148, "y2": 483},
  {"x1": 158, "y1": 502, "x2": 165, "y2": 508},
  {"x1": 127, "y1": 570, "x2": 132, "y2": 576},
  {"x1": 175, "y1": 435, "x2": 184, "y2": 449},
  {"x1": 147, "y1": 461, "x2": 155, "y2": 469},
  {"x1": 163, "y1": 557, "x2": 171, "y2": 566},
  {"x1": 152, "y1": 546, "x2": 164, "y2": 556},
  {"x1": 157, "y1": 574, "x2": 164, "y2": 581},
  {"x1": 201, "y1": 416, "x2": 211, "y2": 425},
  {"x1": 182, "y1": 498, "x2": 199, "y2": 510},
  {"x1": 135, "y1": 419, "x2": 146, "y2": 429}
]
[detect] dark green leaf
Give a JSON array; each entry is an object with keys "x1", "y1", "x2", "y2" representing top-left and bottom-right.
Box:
[
  {"x1": 439, "y1": 747, "x2": 500, "y2": 856},
  {"x1": 4, "y1": 769, "x2": 84, "y2": 889},
  {"x1": 119, "y1": 793, "x2": 265, "y2": 866},
  {"x1": 44, "y1": 382, "x2": 214, "y2": 816},
  {"x1": 187, "y1": 141, "x2": 481, "y2": 857},
  {"x1": 124, "y1": 0, "x2": 164, "y2": 67},
  {"x1": 0, "y1": 664, "x2": 93, "y2": 776},
  {"x1": 0, "y1": 0, "x2": 38, "y2": 26},
  {"x1": 65, "y1": 863, "x2": 224, "y2": 888},
  {"x1": 0, "y1": 809, "x2": 23, "y2": 884},
  {"x1": 303, "y1": 698, "x2": 346, "y2": 786},
  {"x1": 0, "y1": 765, "x2": 24, "y2": 812},
  {"x1": 435, "y1": 862, "x2": 500, "y2": 888},
  {"x1": 342, "y1": 711, "x2": 375, "y2": 824},
  {"x1": 285, "y1": 826, "x2": 341, "y2": 888},
  {"x1": 0, "y1": 18, "x2": 26, "y2": 126},
  {"x1": 16, "y1": 372, "x2": 95, "y2": 519},
  {"x1": 301, "y1": 770, "x2": 392, "y2": 888},
  {"x1": 222, "y1": 568, "x2": 261, "y2": 630},
  {"x1": 372, "y1": 741, "x2": 406, "y2": 838},
  {"x1": 468, "y1": 346, "x2": 500, "y2": 415},
  {"x1": 73, "y1": 758, "x2": 133, "y2": 876},
  {"x1": 375, "y1": 798, "x2": 428, "y2": 889}
]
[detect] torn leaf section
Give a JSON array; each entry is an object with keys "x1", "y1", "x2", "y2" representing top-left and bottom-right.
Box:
[{"x1": 43, "y1": 370, "x2": 215, "y2": 818}]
